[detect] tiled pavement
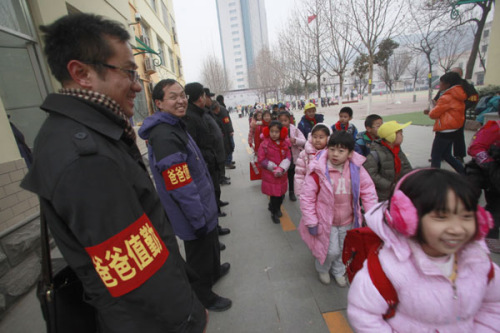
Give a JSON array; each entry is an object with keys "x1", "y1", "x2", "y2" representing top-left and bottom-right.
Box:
[{"x1": 2, "y1": 95, "x2": 499, "y2": 332}]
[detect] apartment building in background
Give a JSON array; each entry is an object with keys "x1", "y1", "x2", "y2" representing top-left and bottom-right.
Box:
[
  {"x1": 216, "y1": 0, "x2": 269, "y2": 90},
  {"x1": 0, "y1": 0, "x2": 183, "y2": 317}
]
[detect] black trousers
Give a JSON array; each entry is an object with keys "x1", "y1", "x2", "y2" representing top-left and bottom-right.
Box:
[
  {"x1": 270, "y1": 195, "x2": 284, "y2": 215},
  {"x1": 184, "y1": 228, "x2": 221, "y2": 307},
  {"x1": 453, "y1": 126, "x2": 466, "y2": 158},
  {"x1": 209, "y1": 164, "x2": 222, "y2": 211},
  {"x1": 288, "y1": 162, "x2": 295, "y2": 194}
]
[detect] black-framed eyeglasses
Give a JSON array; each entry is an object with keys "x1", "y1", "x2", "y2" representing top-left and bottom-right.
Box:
[{"x1": 89, "y1": 62, "x2": 140, "y2": 82}]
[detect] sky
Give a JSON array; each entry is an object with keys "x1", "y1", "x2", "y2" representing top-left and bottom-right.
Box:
[{"x1": 172, "y1": 0, "x2": 297, "y2": 83}]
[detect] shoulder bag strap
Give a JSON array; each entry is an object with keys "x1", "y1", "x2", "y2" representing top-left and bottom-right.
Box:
[{"x1": 367, "y1": 249, "x2": 399, "y2": 320}]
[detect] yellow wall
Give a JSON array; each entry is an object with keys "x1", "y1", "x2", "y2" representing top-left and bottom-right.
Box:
[{"x1": 485, "y1": 3, "x2": 500, "y2": 86}]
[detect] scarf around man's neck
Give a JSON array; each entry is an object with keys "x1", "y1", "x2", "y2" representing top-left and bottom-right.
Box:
[
  {"x1": 59, "y1": 88, "x2": 136, "y2": 143},
  {"x1": 381, "y1": 140, "x2": 401, "y2": 176}
]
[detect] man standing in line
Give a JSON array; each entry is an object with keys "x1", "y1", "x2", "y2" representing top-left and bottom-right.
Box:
[
  {"x1": 216, "y1": 94, "x2": 236, "y2": 173},
  {"x1": 21, "y1": 14, "x2": 206, "y2": 332},
  {"x1": 139, "y1": 80, "x2": 232, "y2": 312}
]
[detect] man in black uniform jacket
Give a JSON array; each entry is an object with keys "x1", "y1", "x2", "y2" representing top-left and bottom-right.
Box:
[{"x1": 21, "y1": 13, "x2": 206, "y2": 333}]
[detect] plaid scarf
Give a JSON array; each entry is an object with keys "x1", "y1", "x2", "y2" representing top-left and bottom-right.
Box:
[{"x1": 59, "y1": 88, "x2": 136, "y2": 143}]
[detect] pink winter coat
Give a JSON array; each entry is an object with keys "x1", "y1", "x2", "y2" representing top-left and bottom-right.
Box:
[
  {"x1": 257, "y1": 134, "x2": 292, "y2": 197},
  {"x1": 348, "y1": 202, "x2": 500, "y2": 333},
  {"x1": 299, "y1": 150, "x2": 377, "y2": 265},
  {"x1": 294, "y1": 139, "x2": 322, "y2": 196},
  {"x1": 288, "y1": 124, "x2": 306, "y2": 164}
]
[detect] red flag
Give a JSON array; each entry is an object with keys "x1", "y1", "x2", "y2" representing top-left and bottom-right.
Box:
[{"x1": 308, "y1": 14, "x2": 317, "y2": 24}]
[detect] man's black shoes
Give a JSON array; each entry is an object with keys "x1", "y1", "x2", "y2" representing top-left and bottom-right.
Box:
[
  {"x1": 206, "y1": 296, "x2": 232, "y2": 312},
  {"x1": 218, "y1": 226, "x2": 231, "y2": 235},
  {"x1": 219, "y1": 201, "x2": 229, "y2": 207}
]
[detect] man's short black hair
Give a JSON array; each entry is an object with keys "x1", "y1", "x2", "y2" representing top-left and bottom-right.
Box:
[
  {"x1": 216, "y1": 95, "x2": 224, "y2": 103},
  {"x1": 365, "y1": 114, "x2": 383, "y2": 128},
  {"x1": 40, "y1": 13, "x2": 130, "y2": 83},
  {"x1": 339, "y1": 106, "x2": 353, "y2": 118},
  {"x1": 185, "y1": 82, "x2": 205, "y2": 103},
  {"x1": 327, "y1": 131, "x2": 355, "y2": 151},
  {"x1": 153, "y1": 79, "x2": 180, "y2": 102}
]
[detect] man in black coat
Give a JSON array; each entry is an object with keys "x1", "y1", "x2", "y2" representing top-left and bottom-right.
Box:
[{"x1": 21, "y1": 13, "x2": 205, "y2": 332}]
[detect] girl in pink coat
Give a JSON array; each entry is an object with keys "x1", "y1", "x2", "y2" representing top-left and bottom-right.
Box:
[
  {"x1": 299, "y1": 132, "x2": 378, "y2": 287},
  {"x1": 348, "y1": 168, "x2": 500, "y2": 332},
  {"x1": 249, "y1": 110, "x2": 271, "y2": 153},
  {"x1": 258, "y1": 121, "x2": 292, "y2": 224},
  {"x1": 294, "y1": 123, "x2": 331, "y2": 197},
  {"x1": 279, "y1": 111, "x2": 306, "y2": 201}
]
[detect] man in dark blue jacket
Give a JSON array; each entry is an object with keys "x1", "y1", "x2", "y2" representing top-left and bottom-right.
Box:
[{"x1": 139, "y1": 79, "x2": 231, "y2": 312}]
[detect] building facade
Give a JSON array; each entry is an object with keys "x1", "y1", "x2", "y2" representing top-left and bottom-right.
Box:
[
  {"x1": 216, "y1": 0, "x2": 269, "y2": 90},
  {"x1": 0, "y1": 0, "x2": 183, "y2": 316}
]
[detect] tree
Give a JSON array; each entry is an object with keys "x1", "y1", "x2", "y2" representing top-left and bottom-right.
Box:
[
  {"x1": 352, "y1": 54, "x2": 370, "y2": 95},
  {"x1": 427, "y1": 0, "x2": 494, "y2": 80},
  {"x1": 252, "y1": 47, "x2": 279, "y2": 103},
  {"x1": 404, "y1": 0, "x2": 450, "y2": 105},
  {"x1": 407, "y1": 55, "x2": 428, "y2": 101},
  {"x1": 436, "y1": 27, "x2": 469, "y2": 73},
  {"x1": 343, "y1": 0, "x2": 406, "y2": 113},
  {"x1": 374, "y1": 38, "x2": 399, "y2": 93},
  {"x1": 201, "y1": 55, "x2": 230, "y2": 94},
  {"x1": 322, "y1": 0, "x2": 357, "y2": 102}
]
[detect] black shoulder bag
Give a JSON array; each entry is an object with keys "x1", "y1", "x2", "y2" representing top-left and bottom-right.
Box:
[{"x1": 38, "y1": 208, "x2": 97, "y2": 333}]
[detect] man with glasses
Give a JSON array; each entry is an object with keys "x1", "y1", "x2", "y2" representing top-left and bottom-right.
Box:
[
  {"x1": 21, "y1": 14, "x2": 206, "y2": 332},
  {"x1": 139, "y1": 80, "x2": 232, "y2": 312}
]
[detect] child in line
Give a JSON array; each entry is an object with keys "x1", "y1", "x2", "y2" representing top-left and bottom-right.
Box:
[
  {"x1": 258, "y1": 121, "x2": 292, "y2": 224},
  {"x1": 364, "y1": 121, "x2": 413, "y2": 201},
  {"x1": 294, "y1": 123, "x2": 331, "y2": 197},
  {"x1": 331, "y1": 107, "x2": 358, "y2": 140},
  {"x1": 298, "y1": 103, "x2": 325, "y2": 139},
  {"x1": 355, "y1": 114, "x2": 383, "y2": 156},
  {"x1": 348, "y1": 168, "x2": 500, "y2": 332},
  {"x1": 279, "y1": 111, "x2": 306, "y2": 201},
  {"x1": 299, "y1": 132, "x2": 378, "y2": 286},
  {"x1": 249, "y1": 110, "x2": 271, "y2": 153}
]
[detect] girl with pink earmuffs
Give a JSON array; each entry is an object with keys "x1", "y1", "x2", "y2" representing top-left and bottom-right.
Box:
[{"x1": 347, "y1": 168, "x2": 500, "y2": 332}]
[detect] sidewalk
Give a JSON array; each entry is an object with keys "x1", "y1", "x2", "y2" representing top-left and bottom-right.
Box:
[{"x1": 1, "y1": 108, "x2": 498, "y2": 333}]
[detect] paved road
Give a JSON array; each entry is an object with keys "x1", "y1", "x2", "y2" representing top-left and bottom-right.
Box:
[{"x1": 2, "y1": 100, "x2": 498, "y2": 333}]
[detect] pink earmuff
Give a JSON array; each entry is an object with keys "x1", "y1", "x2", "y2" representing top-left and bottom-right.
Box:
[{"x1": 385, "y1": 169, "x2": 493, "y2": 239}]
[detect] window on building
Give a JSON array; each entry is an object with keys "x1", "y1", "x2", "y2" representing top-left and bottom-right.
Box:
[
  {"x1": 237, "y1": 71, "x2": 244, "y2": 75},
  {"x1": 476, "y1": 72, "x2": 485, "y2": 85},
  {"x1": 234, "y1": 44, "x2": 240, "y2": 49},
  {"x1": 140, "y1": 23, "x2": 151, "y2": 46},
  {"x1": 238, "y1": 85, "x2": 245, "y2": 89},
  {"x1": 229, "y1": 2, "x2": 236, "y2": 6},
  {"x1": 234, "y1": 51, "x2": 241, "y2": 55},
  {"x1": 149, "y1": 0, "x2": 156, "y2": 11},
  {"x1": 237, "y1": 78, "x2": 244, "y2": 82},
  {"x1": 230, "y1": 16, "x2": 237, "y2": 21},
  {"x1": 177, "y1": 57, "x2": 183, "y2": 76},
  {"x1": 481, "y1": 44, "x2": 488, "y2": 53},
  {"x1": 168, "y1": 48, "x2": 175, "y2": 72},
  {"x1": 161, "y1": 2, "x2": 171, "y2": 31},
  {"x1": 231, "y1": 24, "x2": 238, "y2": 28},
  {"x1": 156, "y1": 37, "x2": 164, "y2": 61},
  {"x1": 232, "y1": 30, "x2": 239, "y2": 35},
  {"x1": 235, "y1": 58, "x2": 242, "y2": 62},
  {"x1": 235, "y1": 65, "x2": 243, "y2": 69},
  {"x1": 483, "y1": 30, "x2": 489, "y2": 38},
  {"x1": 229, "y1": 9, "x2": 237, "y2": 14},
  {"x1": 232, "y1": 38, "x2": 240, "y2": 42}
]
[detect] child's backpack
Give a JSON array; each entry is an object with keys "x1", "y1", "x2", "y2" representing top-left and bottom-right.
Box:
[{"x1": 342, "y1": 226, "x2": 496, "y2": 320}]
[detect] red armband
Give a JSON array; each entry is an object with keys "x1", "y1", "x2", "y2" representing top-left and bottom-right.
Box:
[
  {"x1": 162, "y1": 162, "x2": 193, "y2": 190},
  {"x1": 85, "y1": 213, "x2": 169, "y2": 297}
]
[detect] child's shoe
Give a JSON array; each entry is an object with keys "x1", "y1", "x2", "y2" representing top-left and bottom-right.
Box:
[
  {"x1": 318, "y1": 272, "x2": 331, "y2": 285},
  {"x1": 334, "y1": 275, "x2": 347, "y2": 288},
  {"x1": 271, "y1": 214, "x2": 280, "y2": 224}
]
